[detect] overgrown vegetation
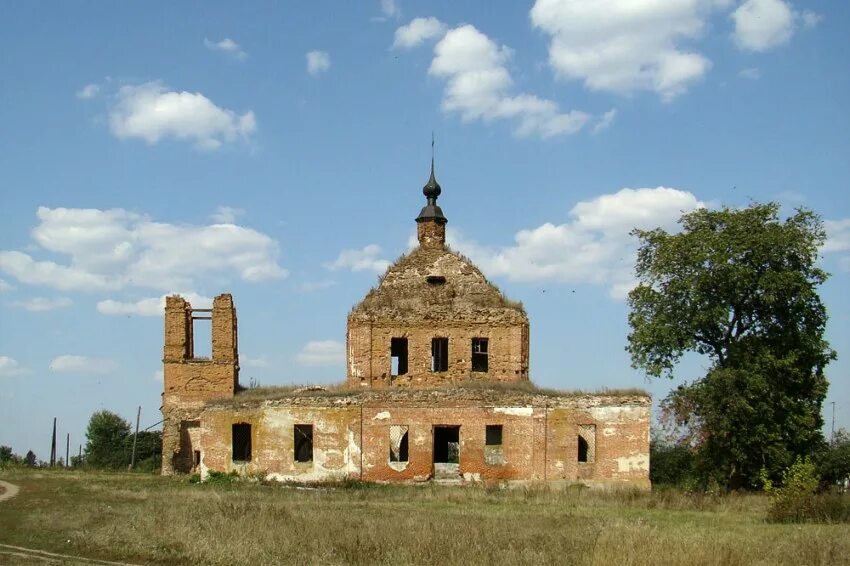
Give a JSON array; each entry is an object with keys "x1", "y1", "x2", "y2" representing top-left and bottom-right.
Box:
[
  {"x1": 0, "y1": 469, "x2": 847, "y2": 565},
  {"x1": 82, "y1": 410, "x2": 161, "y2": 471}
]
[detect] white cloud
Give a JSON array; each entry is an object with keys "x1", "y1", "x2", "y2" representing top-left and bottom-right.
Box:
[
  {"x1": 109, "y1": 81, "x2": 256, "y2": 150},
  {"x1": 296, "y1": 340, "x2": 345, "y2": 366},
  {"x1": 530, "y1": 0, "x2": 718, "y2": 101},
  {"x1": 49, "y1": 355, "x2": 118, "y2": 375},
  {"x1": 328, "y1": 244, "x2": 390, "y2": 273},
  {"x1": 204, "y1": 37, "x2": 247, "y2": 60},
  {"x1": 738, "y1": 67, "x2": 762, "y2": 80},
  {"x1": 801, "y1": 10, "x2": 822, "y2": 29},
  {"x1": 210, "y1": 206, "x2": 244, "y2": 224},
  {"x1": 97, "y1": 293, "x2": 212, "y2": 317},
  {"x1": 153, "y1": 369, "x2": 163, "y2": 382},
  {"x1": 0, "y1": 356, "x2": 29, "y2": 377},
  {"x1": 242, "y1": 356, "x2": 269, "y2": 368},
  {"x1": 393, "y1": 17, "x2": 447, "y2": 49},
  {"x1": 824, "y1": 219, "x2": 850, "y2": 253},
  {"x1": 592, "y1": 109, "x2": 617, "y2": 134},
  {"x1": 381, "y1": 0, "x2": 399, "y2": 18},
  {"x1": 731, "y1": 0, "x2": 795, "y2": 52},
  {"x1": 12, "y1": 297, "x2": 72, "y2": 312},
  {"x1": 425, "y1": 24, "x2": 589, "y2": 138},
  {"x1": 0, "y1": 279, "x2": 13, "y2": 292},
  {"x1": 0, "y1": 207, "x2": 286, "y2": 293},
  {"x1": 76, "y1": 83, "x2": 100, "y2": 99},
  {"x1": 306, "y1": 51, "x2": 331, "y2": 76},
  {"x1": 448, "y1": 187, "x2": 705, "y2": 299}
]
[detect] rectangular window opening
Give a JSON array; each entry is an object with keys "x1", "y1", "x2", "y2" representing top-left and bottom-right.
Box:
[
  {"x1": 294, "y1": 424, "x2": 313, "y2": 463},
  {"x1": 389, "y1": 425, "x2": 409, "y2": 463},
  {"x1": 578, "y1": 424, "x2": 596, "y2": 464},
  {"x1": 232, "y1": 423, "x2": 252, "y2": 462},
  {"x1": 431, "y1": 337, "x2": 449, "y2": 372},
  {"x1": 485, "y1": 424, "x2": 503, "y2": 446},
  {"x1": 472, "y1": 338, "x2": 489, "y2": 372},
  {"x1": 190, "y1": 314, "x2": 212, "y2": 359},
  {"x1": 390, "y1": 338, "x2": 408, "y2": 377}
]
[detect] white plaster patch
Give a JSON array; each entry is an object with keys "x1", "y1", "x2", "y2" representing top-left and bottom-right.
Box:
[
  {"x1": 463, "y1": 472, "x2": 481, "y2": 482},
  {"x1": 589, "y1": 405, "x2": 647, "y2": 423},
  {"x1": 373, "y1": 411, "x2": 391, "y2": 420},
  {"x1": 603, "y1": 427, "x2": 617, "y2": 437},
  {"x1": 493, "y1": 407, "x2": 533, "y2": 416},
  {"x1": 389, "y1": 461, "x2": 408, "y2": 472},
  {"x1": 616, "y1": 454, "x2": 649, "y2": 473},
  {"x1": 554, "y1": 460, "x2": 564, "y2": 471}
]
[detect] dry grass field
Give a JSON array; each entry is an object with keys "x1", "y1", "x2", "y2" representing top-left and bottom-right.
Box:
[{"x1": 0, "y1": 469, "x2": 848, "y2": 565}]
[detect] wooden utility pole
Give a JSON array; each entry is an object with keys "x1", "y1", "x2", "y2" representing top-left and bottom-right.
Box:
[
  {"x1": 129, "y1": 406, "x2": 141, "y2": 470},
  {"x1": 65, "y1": 433, "x2": 70, "y2": 468},
  {"x1": 50, "y1": 417, "x2": 57, "y2": 467}
]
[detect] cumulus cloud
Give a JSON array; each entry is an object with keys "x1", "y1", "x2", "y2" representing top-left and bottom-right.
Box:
[
  {"x1": 0, "y1": 279, "x2": 13, "y2": 292},
  {"x1": 801, "y1": 10, "x2": 822, "y2": 29},
  {"x1": 76, "y1": 83, "x2": 100, "y2": 99},
  {"x1": 731, "y1": 0, "x2": 796, "y2": 51},
  {"x1": 448, "y1": 187, "x2": 705, "y2": 299},
  {"x1": 49, "y1": 355, "x2": 118, "y2": 375},
  {"x1": 97, "y1": 293, "x2": 212, "y2": 317},
  {"x1": 12, "y1": 297, "x2": 72, "y2": 312},
  {"x1": 0, "y1": 356, "x2": 29, "y2": 377},
  {"x1": 393, "y1": 17, "x2": 447, "y2": 48},
  {"x1": 306, "y1": 50, "x2": 331, "y2": 76},
  {"x1": 109, "y1": 81, "x2": 256, "y2": 150},
  {"x1": 296, "y1": 340, "x2": 345, "y2": 366},
  {"x1": 204, "y1": 37, "x2": 247, "y2": 60},
  {"x1": 328, "y1": 244, "x2": 390, "y2": 273},
  {"x1": 210, "y1": 206, "x2": 244, "y2": 224},
  {"x1": 530, "y1": 0, "x2": 719, "y2": 101},
  {"x1": 420, "y1": 24, "x2": 590, "y2": 137},
  {"x1": 0, "y1": 207, "x2": 286, "y2": 293}
]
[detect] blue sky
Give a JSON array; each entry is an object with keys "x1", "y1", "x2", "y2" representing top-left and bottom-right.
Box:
[{"x1": 1, "y1": 0, "x2": 848, "y2": 458}]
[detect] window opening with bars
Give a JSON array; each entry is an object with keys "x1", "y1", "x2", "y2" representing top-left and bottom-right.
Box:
[
  {"x1": 578, "y1": 424, "x2": 596, "y2": 463},
  {"x1": 389, "y1": 425, "x2": 409, "y2": 463},
  {"x1": 472, "y1": 338, "x2": 489, "y2": 372},
  {"x1": 431, "y1": 337, "x2": 449, "y2": 372}
]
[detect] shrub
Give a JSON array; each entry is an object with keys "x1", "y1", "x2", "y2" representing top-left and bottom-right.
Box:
[{"x1": 767, "y1": 456, "x2": 849, "y2": 523}]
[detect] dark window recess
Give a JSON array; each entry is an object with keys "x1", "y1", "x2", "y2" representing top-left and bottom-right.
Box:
[
  {"x1": 432, "y1": 337, "x2": 449, "y2": 372},
  {"x1": 193, "y1": 450, "x2": 201, "y2": 470},
  {"x1": 426, "y1": 275, "x2": 446, "y2": 285},
  {"x1": 472, "y1": 338, "x2": 489, "y2": 372},
  {"x1": 433, "y1": 426, "x2": 460, "y2": 464},
  {"x1": 232, "y1": 423, "x2": 252, "y2": 462},
  {"x1": 389, "y1": 425, "x2": 409, "y2": 463},
  {"x1": 578, "y1": 435, "x2": 589, "y2": 463},
  {"x1": 485, "y1": 425, "x2": 503, "y2": 446},
  {"x1": 294, "y1": 424, "x2": 313, "y2": 463},
  {"x1": 391, "y1": 338, "x2": 408, "y2": 376}
]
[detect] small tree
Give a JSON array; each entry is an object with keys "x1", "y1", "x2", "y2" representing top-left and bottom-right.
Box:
[
  {"x1": 0, "y1": 445, "x2": 12, "y2": 467},
  {"x1": 24, "y1": 450, "x2": 37, "y2": 467},
  {"x1": 817, "y1": 429, "x2": 850, "y2": 490},
  {"x1": 628, "y1": 203, "x2": 835, "y2": 488},
  {"x1": 84, "y1": 410, "x2": 131, "y2": 469}
]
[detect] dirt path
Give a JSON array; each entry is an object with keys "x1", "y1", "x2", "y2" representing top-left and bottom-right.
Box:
[{"x1": 0, "y1": 480, "x2": 19, "y2": 502}]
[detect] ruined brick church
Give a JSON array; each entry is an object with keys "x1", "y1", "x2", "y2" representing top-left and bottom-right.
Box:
[{"x1": 160, "y1": 161, "x2": 650, "y2": 487}]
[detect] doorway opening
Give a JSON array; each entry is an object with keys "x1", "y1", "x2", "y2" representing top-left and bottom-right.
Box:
[{"x1": 433, "y1": 425, "x2": 460, "y2": 479}]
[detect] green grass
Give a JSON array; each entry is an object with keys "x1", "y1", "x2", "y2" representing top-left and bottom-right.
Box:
[{"x1": 0, "y1": 469, "x2": 848, "y2": 565}]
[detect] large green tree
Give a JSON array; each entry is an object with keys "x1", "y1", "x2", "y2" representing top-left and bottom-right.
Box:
[
  {"x1": 84, "y1": 410, "x2": 131, "y2": 469},
  {"x1": 627, "y1": 203, "x2": 835, "y2": 488}
]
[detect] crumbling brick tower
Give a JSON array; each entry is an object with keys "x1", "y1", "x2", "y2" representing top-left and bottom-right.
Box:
[
  {"x1": 347, "y1": 160, "x2": 530, "y2": 387},
  {"x1": 161, "y1": 294, "x2": 239, "y2": 474}
]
